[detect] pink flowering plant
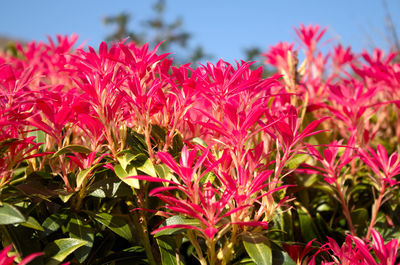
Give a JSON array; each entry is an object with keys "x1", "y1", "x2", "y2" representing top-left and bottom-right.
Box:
[{"x1": 0, "y1": 24, "x2": 400, "y2": 265}]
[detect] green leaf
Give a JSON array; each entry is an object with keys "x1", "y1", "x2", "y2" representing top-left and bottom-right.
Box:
[
  {"x1": 3, "y1": 225, "x2": 45, "y2": 264},
  {"x1": 315, "y1": 213, "x2": 332, "y2": 237},
  {"x1": 275, "y1": 252, "x2": 297, "y2": 265},
  {"x1": 270, "y1": 242, "x2": 297, "y2": 265},
  {"x1": 28, "y1": 129, "x2": 46, "y2": 151},
  {"x1": 114, "y1": 164, "x2": 140, "y2": 189},
  {"x1": 243, "y1": 233, "x2": 272, "y2": 265},
  {"x1": 116, "y1": 151, "x2": 145, "y2": 170},
  {"x1": 59, "y1": 192, "x2": 74, "y2": 203},
  {"x1": 199, "y1": 172, "x2": 216, "y2": 185},
  {"x1": 41, "y1": 213, "x2": 69, "y2": 237},
  {"x1": 0, "y1": 138, "x2": 19, "y2": 154},
  {"x1": 286, "y1": 154, "x2": 309, "y2": 169},
  {"x1": 296, "y1": 174, "x2": 319, "y2": 187},
  {"x1": 157, "y1": 236, "x2": 184, "y2": 265},
  {"x1": 45, "y1": 238, "x2": 87, "y2": 265},
  {"x1": 154, "y1": 164, "x2": 171, "y2": 179},
  {"x1": 21, "y1": 216, "x2": 44, "y2": 231},
  {"x1": 235, "y1": 258, "x2": 256, "y2": 265},
  {"x1": 94, "y1": 213, "x2": 133, "y2": 242},
  {"x1": 126, "y1": 128, "x2": 147, "y2": 153},
  {"x1": 190, "y1": 137, "x2": 207, "y2": 147},
  {"x1": 0, "y1": 203, "x2": 26, "y2": 225},
  {"x1": 88, "y1": 231, "x2": 116, "y2": 261},
  {"x1": 76, "y1": 163, "x2": 105, "y2": 188},
  {"x1": 298, "y1": 207, "x2": 319, "y2": 242},
  {"x1": 52, "y1": 145, "x2": 91, "y2": 158},
  {"x1": 170, "y1": 131, "x2": 184, "y2": 158},
  {"x1": 154, "y1": 215, "x2": 200, "y2": 237},
  {"x1": 76, "y1": 168, "x2": 91, "y2": 189},
  {"x1": 68, "y1": 215, "x2": 94, "y2": 263},
  {"x1": 94, "y1": 246, "x2": 147, "y2": 264},
  {"x1": 151, "y1": 124, "x2": 167, "y2": 142},
  {"x1": 88, "y1": 177, "x2": 131, "y2": 198},
  {"x1": 137, "y1": 158, "x2": 157, "y2": 178},
  {"x1": 350, "y1": 208, "x2": 368, "y2": 234}
]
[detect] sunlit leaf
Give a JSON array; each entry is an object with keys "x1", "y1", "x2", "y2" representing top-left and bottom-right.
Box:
[
  {"x1": 0, "y1": 203, "x2": 26, "y2": 225},
  {"x1": 52, "y1": 145, "x2": 91, "y2": 158},
  {"x1": 154, "y1": 215, "x2": 200, "y2": 237},
  {"x1": 68, "y1": 215, "x2": 94, "y2": 263},
  {"x1": 94, "y1": 213, "x2": 133, "y2": 242},
  {"x1": 44, "y1": 238, "x2": 87, "y2": 265},
  {"x1": 137, "y1": 158, "x2": 157, "y2": 178},
  {"x1": 41, "y1": 213, "x2": 69, "y2": 237},
  {"x1": 21, "y1": 216, "x2": 44, "y2": 231},
  {"x1": 243, "y1": 233, "x2": 272, "y2": 265},
  {"x1": 114, "y1": 164, "x2": 140, "y2": 189}
]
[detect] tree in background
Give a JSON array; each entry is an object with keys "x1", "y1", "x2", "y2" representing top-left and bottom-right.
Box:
[
  {"x1": 103, "y1": 1, "x2": 267, "y2": 67},
  {"x1": 103, "y1": 0, "x2": 211, "y2": 64}
]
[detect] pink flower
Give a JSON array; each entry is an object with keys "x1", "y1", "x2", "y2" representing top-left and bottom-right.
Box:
[
  {"x1": 317, "y1": 230, "x2": 400, "y2": 265},
  {"x1": 358, "y1": 144, "x2": 400, "y2": 186},
  {"x1": 332, "y1": 44, "x2": 355, "y2": 70},
  {"x1": 262, "y1": 42, "x2": 295, "y2": 76},
  {"x1": 301, "y1": 139, "x2": 354, "y2": 184},
  {"x1": 294, "y1": 24, "x2": 326, "y2": 59},
  {"x1": 0, "y1": 245, "x2": 42, "y2": 265}
]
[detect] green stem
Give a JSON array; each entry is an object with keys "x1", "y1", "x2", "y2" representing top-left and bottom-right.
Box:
[
  {"x1": 187, "y1": 230, "x2": 207, "y2": 265},
  {"x1": 220, "y1": 224, "x2": 237, "y2": 264},
  {"x1": 144, "y1": 123, "x2": 155, "y2": 163},
  {"x1": 208, "y1": 238, "x2": 216, "y2": 265},
  {"x1": 128, "y1": 186, "x2": 157, "y2": 265},
  {"x1": 73, "y1": 188, "x2": 85, "y2": 212},
  {"x1": 129, "y1": 204, "x2": 157, "y2": 265}
]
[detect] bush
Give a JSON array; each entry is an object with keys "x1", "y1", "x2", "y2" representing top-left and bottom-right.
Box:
[{"x1": 1, "y1": 25, "x2": 400, "y2": 264}]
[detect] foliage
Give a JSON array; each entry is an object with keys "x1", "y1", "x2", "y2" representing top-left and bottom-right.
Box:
[{"x1": 0, "y1": 23, "x2": 400, "y2": 265}]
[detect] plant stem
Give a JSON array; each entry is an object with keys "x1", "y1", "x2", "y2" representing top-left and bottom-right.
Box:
[
  {"x1": 187, "y1": 230, "x2": 207, "y2": 265},
  {"x1": 128, "y1": 194, "x2": 157, "y2": 265},
  {"x1": 366, "y1": 184, "x2": 386, "y2": 239},
  {"x1": 335, "y1": 180, "x2": 356, "y2": 236},
  {"x1": 208, "y1": 238, "x2": 216, "y2": 265},
  {"x1": 144, "y1": 123, "x2": 155, "y2": 163}
]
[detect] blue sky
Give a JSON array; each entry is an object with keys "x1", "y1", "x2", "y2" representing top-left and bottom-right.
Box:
[{"x1": 1, "y1": 1, "x2": 399, "y2": 63}]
